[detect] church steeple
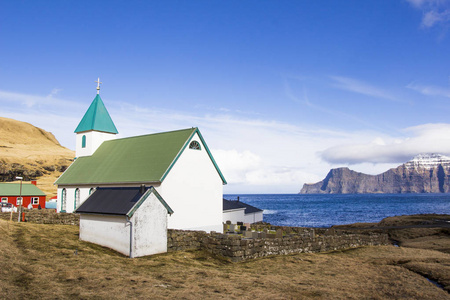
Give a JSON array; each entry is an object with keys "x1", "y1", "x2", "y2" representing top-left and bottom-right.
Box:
[
  {"x1": 74, "y1": 94, "x2": 118, "y2": 134},
  {"x1": 75, "y1": 80, "x2": 118, "y2": 158}
]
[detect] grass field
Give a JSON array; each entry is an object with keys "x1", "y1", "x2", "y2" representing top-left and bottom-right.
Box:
[{"x1": 0, "y1": 219, "x2": 449, "y2": 299}]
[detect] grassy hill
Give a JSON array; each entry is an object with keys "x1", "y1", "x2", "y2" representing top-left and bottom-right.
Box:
[
  {"x1": 0, "y1": 217, "x2": 449, "y2": 299},
  {"x1": 0, "y1": 117, "x2": 74, "y2": 198}
]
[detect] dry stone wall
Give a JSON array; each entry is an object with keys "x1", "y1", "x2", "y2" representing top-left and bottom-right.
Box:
[
  {"x1": 167, "y1": 229, "x2": 207, "y2": 252},
  {"x1": 0, "y1": 209, "x2": 79, "y2": 225},
  {"x1": 168, "y1": 227, "x2": 389, "y2": 262}
]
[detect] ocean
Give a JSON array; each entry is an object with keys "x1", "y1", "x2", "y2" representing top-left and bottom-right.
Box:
[{"x1": 223, "y1": 193, "x2": 450, "y2": 228}]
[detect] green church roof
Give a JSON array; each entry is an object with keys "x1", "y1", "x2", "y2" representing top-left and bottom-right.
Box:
[
  {"x1": 0, "y1": 183, "x2": 46, "y2": 196},
  {"x1": 74, "y1": 94, "x2": 118, "y2": 134},
  {"x1": 55, "y1": 128, "x2": 227, "y2": 186}
]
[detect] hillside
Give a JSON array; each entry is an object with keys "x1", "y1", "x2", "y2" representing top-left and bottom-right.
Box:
[
  {"x1": 300, "y1": 154, "x2": 450, "y2": 194},
  {"x1": 1, "y1": 215, "x2": 449, "y2": 298},
  {"x1": 0, "y1": 117, "x2": 74, "y2": 198}
]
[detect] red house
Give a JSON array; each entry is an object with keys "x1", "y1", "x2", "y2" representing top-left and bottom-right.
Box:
[{"x1": 0, "y1": 181, "x2": 46, "y2": 209}]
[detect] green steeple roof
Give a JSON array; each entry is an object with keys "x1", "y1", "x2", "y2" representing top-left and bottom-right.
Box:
[{"x1": 74, "y1": 94, "x2": 118, "y2": 134}]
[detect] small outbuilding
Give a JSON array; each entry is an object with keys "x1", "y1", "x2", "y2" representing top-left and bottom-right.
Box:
[
  {"x1": 0, "y1": 181, "x2": 46, "y2": 209},
  {"x1": 76, "y1": 186, "x2": 173, "y2": 258},
  {"x1": 223, "y1": 199, "x2": 263, "y2": 224}
]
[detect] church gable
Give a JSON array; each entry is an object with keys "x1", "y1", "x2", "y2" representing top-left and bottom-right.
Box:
[
  {"x1": 161, "y1": 129, "x2": 227, "y2": 184},
  {"x1": 56, "y1": 127, "x2": 226, "y2": 186}
]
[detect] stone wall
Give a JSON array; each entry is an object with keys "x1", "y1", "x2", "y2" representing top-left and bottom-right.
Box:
[
  {"x1": 0, "y1": 209, "x2": 80, "y2": 225},
  {"x1": 167, "y1": 229, "x2": 208, "y2": 252},
  {"x1": 167, "y1": 227, "x2": 389, "y2": 262},
  {"x1": 1, "y1": 210, "x2": 389, "y2": 262},
  {"x1": 202, "y1": 231, "x2": 389, "y2": 262}
]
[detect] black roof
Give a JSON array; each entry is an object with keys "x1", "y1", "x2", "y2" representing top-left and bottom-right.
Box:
[
  {"x1": 76, "y1": 186, "x2": 174, "y2": 216},
  {"x1": 223, "y1": 199, "x2": 263, "y2": 214}
]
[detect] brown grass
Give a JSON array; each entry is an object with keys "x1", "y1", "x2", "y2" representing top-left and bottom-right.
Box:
[
  {"x1": 1, "y1": 220, "x2": 449, "y2": 299},
  {"x1": 0, "y1": 117, "x2": 74, "y2": 163},
  {"x1": 0, "y1": 117, "x2": 74, "y2": 199}
]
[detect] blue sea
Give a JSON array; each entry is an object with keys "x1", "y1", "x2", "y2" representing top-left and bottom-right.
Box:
[{"x1": 224, "y1": 193, "x2": 450, "y2": 228}]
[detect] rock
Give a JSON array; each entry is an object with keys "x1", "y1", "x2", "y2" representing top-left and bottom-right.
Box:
[{"x1": 300, "y1": 153, "x2": 450, "y2": 194}]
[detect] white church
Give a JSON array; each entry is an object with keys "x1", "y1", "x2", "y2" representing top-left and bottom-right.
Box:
[{"x1": 55, "y1": 81, "x2": 227, "y2": 239}]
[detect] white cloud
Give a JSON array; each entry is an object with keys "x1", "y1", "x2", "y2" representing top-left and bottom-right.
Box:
[
  {"x1": 330, "y1": 76, "x2": 398, "y2": 101},
  {"x1": 320, "y1": 123, "x2": 450, "y2": 165},
  {"x1": 214, "y1": 149, "x2": 262, "y2": 184},
  {"x1": 407, "y1": 82, "x2": 450, "y2": 97},
  {"x1": 48, "y1": 88, "x2": 63, "y2": 98},
  {"x1": 423, "y1": 10, "x2": 450, "y2": 27},
  {"x1": 0, "y1": 89, "x2": 83, "y2": 110},
  {"x1": 406, "y1": 0, "x2": 450, "y2": 28}
]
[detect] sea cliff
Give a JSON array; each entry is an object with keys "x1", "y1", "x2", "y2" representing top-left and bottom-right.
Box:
[{"x1": 300, "y1": 154, "x2": 450, "y2": 194}]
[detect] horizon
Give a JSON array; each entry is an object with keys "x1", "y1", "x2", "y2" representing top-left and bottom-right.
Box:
[{"x1": 1, "y1": 1, "x2": 450, "y2": 194}]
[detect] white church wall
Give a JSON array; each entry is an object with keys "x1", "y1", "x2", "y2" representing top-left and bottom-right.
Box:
[
  {"x1": 79, "y1": 214, "x2": 131, "y2": 256},
  {"x1": 223, "y1": 208, "x2": 245, "y2": 224},
  {"x1": 160, "y1": 133, "x2": 223, "y2": 232},
  {"x1": 131, "y1": 192, "x2": 168, "y2": 257},
  {"x1": 57, "y1": 186, "x2": 93, "y2": 213},
  {"x1": 76, "y1": 131, "x2": 116, "y2": 158}
]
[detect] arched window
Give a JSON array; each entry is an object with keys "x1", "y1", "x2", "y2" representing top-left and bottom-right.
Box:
[
  {"x1": 82, "y1": 135, "x2": 86, "y2": 148},
  {"x1": 74, "y1": 188, "x2": 80, "y2": 209},
  {"x1": 189, "y1": 141, "x2": 201, "y2": 150},
  {"x1": 89, "y1": 187, "x2": 95, "y2": 195},
  {"x1": 61, "y1": 188, "x2": 67, "y2": 212}
]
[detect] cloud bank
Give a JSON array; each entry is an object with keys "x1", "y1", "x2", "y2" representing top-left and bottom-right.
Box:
[
  {"x1": 320, "y1": 123, "x2": 450, "y2": 164},
  {"x1": 2, "y1": 89, "x2": 450, "y2": 193}
]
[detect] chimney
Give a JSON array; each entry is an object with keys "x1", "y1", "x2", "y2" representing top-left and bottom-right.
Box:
[
  {"x1": 31, "y1": 181, "x2": 37, "y2": 186},
  {"x1": 140, "y1": 184, "x2": 146, "y2": 194},
  {"x1": 237, "y1": 196, "x2": 240, "y2": 202}
]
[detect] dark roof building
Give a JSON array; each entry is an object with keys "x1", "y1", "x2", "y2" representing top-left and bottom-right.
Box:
[
  {"x1": 223, "y1": 199, "x2": 263, "y2": 224},
  {"x1": 76, "y1": 186, "x2": 173, "y2": 217},
  {"x1": 223, "y1": 199, "x2": 263, "y2": 214}
]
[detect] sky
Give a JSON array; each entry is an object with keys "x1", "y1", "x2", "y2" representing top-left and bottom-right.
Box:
[{"x1": 1, "y1": 0, "x2": 450, "y2": 193}]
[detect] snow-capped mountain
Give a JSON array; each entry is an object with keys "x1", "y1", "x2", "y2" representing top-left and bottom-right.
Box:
[
  {"x1": 300, "y1": 153, "x2": 450, "y2": 194},
  {"x1": 404, "y1": 153, "x2": 450, "y2": 170}
]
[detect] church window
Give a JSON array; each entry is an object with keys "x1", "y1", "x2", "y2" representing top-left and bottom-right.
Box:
[
  {"x1": 189, "y1": 141, "x2": 201, "y2": 150},
  {"x1": 89, "y1": 187, "x2": 95, "y2": 195},
  {"x1": 61, "y1": 188, "x2": 67, "y2": 212},
  {"x1": 82, "y1": 135, "x2": 86, "y2": 148},
  {"x1": 74, "y1": 188, "x2": 80, "y2": 209}
]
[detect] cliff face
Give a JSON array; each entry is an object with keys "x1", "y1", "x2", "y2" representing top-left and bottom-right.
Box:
[{"x1": 300, "y1": 154, "x2": 450, "y2": 194}]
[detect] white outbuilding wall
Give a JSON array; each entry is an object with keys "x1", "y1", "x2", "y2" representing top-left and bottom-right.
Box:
[
  {"x1": 79, "y1": 192, "x2": 168, "y2": 258},
  {"x1": 79, "y1": 214, "x2": 130, "y2": 255},
  {"x1": 223, "y1": 208, "x2": 245, "y2": 224},
  {"x1": 244, "y1": 211, "x2": 264, "y2": 224}
]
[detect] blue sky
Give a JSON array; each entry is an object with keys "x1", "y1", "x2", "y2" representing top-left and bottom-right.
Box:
[{"x1": 1, "y1": 0, "x2": 450, "y2": 193}]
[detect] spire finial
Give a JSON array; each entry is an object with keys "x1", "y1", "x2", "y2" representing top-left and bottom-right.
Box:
[{"x1": 95, "y1": 77, "x2": 102, "y2": 94}]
